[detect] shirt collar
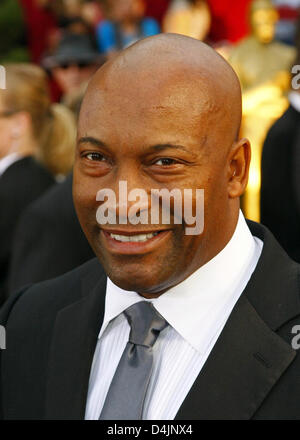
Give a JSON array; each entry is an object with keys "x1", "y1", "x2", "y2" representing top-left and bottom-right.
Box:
[
  {"x1": 100, "y1": 211, "x2": 262, "y2": 352},
  {"x1": 0, "y1": 153, "x2": 23, "y2": 177}
]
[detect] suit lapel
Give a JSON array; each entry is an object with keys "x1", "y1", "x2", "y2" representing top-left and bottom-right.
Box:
[
  {"x1": 45, "y1": 270, "x2": 107, "y2": 420},
  {"x1": 175, "y1": 295, "x2": 296, "y2": 420}
]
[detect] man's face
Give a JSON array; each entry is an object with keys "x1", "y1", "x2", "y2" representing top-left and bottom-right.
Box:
[{"x1": 73, "y1": 71, "x2": 233, "y2": 296}]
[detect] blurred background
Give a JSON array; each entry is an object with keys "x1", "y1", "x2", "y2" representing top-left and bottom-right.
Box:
[{"x1": 1, "y1": 0, "x2": 300, "y2": 305}]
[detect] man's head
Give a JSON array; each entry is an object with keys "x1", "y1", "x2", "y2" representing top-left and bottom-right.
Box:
[{"x1": 73, "y1": 34, "x2": 250, "y2": 298}]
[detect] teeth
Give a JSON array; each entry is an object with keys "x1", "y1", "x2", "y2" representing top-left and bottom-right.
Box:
[{"x1": 110, "y1": 232, "x2": 159, "y2": 242}]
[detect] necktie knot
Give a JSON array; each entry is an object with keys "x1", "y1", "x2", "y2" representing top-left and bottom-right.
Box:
[{"x1": 124, "y1": 301, "x2": 168, "y2": 348}]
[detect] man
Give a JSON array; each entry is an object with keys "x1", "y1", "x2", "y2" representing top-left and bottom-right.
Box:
[
  {"x1": 43, "y1": 32, "x2": 105, "y2": 105},
  {"x1": 1, "y1": 34, "x2": 300, "y2": 420},
  {"x1": 260, "y1": 93, "x2": 300, "y2": 263},
  {"x1": 0, "y1": 78, "x2": 55, "y2": 305},
  {"x1": 260, "y1": 31, "x2": 300, "y2": 262},
  {"x1": 7, "y1": 174, "x2": 94, "y2": 294}
]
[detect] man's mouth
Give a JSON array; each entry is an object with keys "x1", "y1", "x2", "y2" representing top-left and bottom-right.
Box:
[
  {"x1": 109, "y1": 232, "x2": 159, "y2": 243},
  {"x1": 100, "y1": 229, "x2": 171, "y2": 255}
]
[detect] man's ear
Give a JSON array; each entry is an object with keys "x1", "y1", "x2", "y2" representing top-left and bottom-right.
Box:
[{"x1": 227, "y1": 138, "x2": 251, "y2": 198}]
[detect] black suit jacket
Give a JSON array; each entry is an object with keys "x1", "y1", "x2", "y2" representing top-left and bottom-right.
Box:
[
  {"x1": 1, "y1": 221, "x2": 300, "y2": 420},
  {"x1": 261, "y1": 105, "x2": 300, "y2": 262},
  {"x1": 0, "y1": 157, "x2": 54, "y2": 306},
  {"x1": 8, "y1": 174, "x2": 94, "y2": 294}
]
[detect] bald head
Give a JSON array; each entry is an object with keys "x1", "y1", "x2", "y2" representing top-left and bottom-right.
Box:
[{"x1": 80, "y1": 34, "x2": 242, "y2": 152}]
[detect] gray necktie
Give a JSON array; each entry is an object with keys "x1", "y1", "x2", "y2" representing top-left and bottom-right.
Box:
[{"x1": 99, "y1": 301, "x2": 168, "y2": 420}]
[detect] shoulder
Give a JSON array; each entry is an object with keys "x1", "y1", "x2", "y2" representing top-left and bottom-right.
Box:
[
  {"x1": 0, "y1": 258, "x2": 103, "y2": 326},
  {"x1": 269, "y1": 106, "x2": 299, "y2": 133},
  {"x1": 0, "y1": 157, "x2": 54, "y2": 194},
  {"x1": 25, "y1": 158, "x2": 54, "y2": 186},
  {"x1": 262, "y1": 106, "x2": 299, "y2": 154},
  {"x1": 0, "y1": 160, "x2": 54, "y2": 218},
  {"x1": 20, "y1": 175, "x2": 73, "y2": 220},
  {"x1": 6, "y1": 157, "x2": 52, "y2": 179}
]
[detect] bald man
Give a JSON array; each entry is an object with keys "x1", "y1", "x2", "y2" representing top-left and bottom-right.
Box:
[{"x1": 1, "y1": 34, "x2": 300, "y2": 420}]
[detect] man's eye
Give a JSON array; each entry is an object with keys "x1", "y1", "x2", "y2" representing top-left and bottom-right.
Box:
[
  {"x1": 85, "y1": 152, "x2": 106, "y2": 162},
  {"x1": 154, "y1": 158, "x2": 178, "y2": 166}
]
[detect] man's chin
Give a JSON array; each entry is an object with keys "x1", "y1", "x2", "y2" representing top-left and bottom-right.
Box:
[
  {"x1": 104, "y1": 264, "x2": 172, "y2": 297},
  {"x1": 93, "y1": 238, "x2": 184, "y2": 296},
  {"x1": 107, "y1": 271, "x2": 156, "y2": 294}
]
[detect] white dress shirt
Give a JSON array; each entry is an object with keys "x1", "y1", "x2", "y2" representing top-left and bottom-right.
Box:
[
  {"x1": 85, "y1": 211, "x2": 263, "y2": 420},
  {"x1": 0, "y1": 153, "x2": 23, "y2": 177}
]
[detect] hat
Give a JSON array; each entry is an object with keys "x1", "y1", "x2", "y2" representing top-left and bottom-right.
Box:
[{"x1": 43, "y1": 33, "x2": 104, "y2": 69}]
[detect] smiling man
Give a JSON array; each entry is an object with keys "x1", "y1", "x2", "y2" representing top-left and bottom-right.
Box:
[
  {"x1": 74, "y1": 33, "x2": 244, "y2": 297},
  {"x1": 1, "y1": 34, "x2": 300, "y2": 420}
]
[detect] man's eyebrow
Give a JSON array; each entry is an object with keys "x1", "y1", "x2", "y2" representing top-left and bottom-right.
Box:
[
  {"x1": 78, "y1": 136, "x2": 107, "y2": 148},
  {"x1": 78, "y1": 139, "x2": 197, "y2": 156},
  {"x1": 148, "y1": 144, "x2": 191, "y2": 154}
]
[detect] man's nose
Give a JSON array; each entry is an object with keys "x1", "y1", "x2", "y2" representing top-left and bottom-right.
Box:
[
  {"x1": 116, "y1": 162, "x2": 149, "y2": 223},
  {"x1": 103, "y1": 163, "x2": 151, "y2": 224},
  {"x1": 115, "y1": 180, "x2": 150, "y2": 224}
]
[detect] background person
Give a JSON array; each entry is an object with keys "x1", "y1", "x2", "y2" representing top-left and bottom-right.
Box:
[
  {"x1": 260, "y1": 22, "x2": 300, "y2": 262},
  {"x1": 8, "y1": 174, "x2": 95, "y2": 293},
  {"x1": 0, "y1": 63, "x2": 76, "y2": 305},
  {"x1": 96, "y1": 0, "x2": 160, "y2": 55},
  {"x1": 0, "y1": 64, "x2": 55, "y2": 304},
  {"x1": 43, "y1": 32, "x2": 106, "y2": 105},
  {"x1": 1, "y1": 64, "x2": 76, "y2": 178}
]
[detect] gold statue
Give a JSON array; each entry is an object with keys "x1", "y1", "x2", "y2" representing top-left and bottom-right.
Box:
[
  {"x1": 163, "y1": 0, "x2": 211, "y2": 41},
  {"x1": 229, "y1": 0, "x2": 295, "y2": 91},
  {"x1": 228, "y1": 0, "x2": 296, "y2": 221}
]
